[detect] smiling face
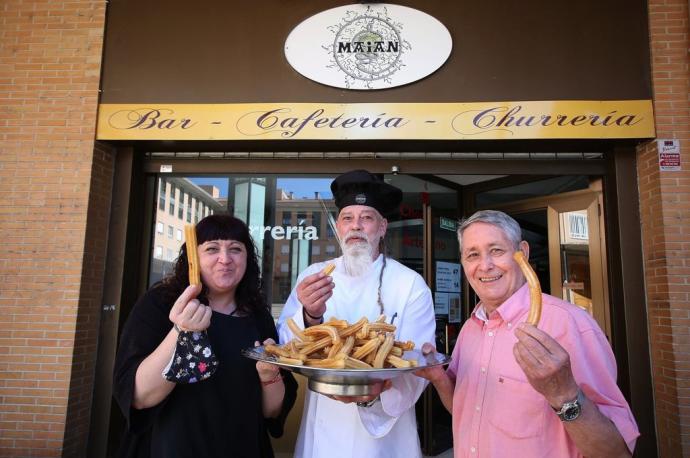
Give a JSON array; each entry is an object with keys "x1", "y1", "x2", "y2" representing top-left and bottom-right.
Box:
[
  {"x1": 336, "y1": 205, "x2": 387, "y2": 258},
  {"x1": 198, "y1": 239, "x2": 247, "y2": 298},
  {"x1": 460, "y1": 222, "x2": 529, "y2": 314}
]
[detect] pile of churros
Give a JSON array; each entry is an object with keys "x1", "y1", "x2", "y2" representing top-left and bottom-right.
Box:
[{"x1": 265, "y1": 315, "x2": 417, "y2": 370}]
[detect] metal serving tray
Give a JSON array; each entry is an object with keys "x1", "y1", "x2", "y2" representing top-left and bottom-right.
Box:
[{"x1": 242, "y1": 346, "x2": 451, "y2": 396}]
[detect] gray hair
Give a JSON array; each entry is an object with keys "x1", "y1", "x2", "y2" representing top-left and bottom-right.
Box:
[{"x1": 457, "y1": 210, "x2": 522, "y2": 251}]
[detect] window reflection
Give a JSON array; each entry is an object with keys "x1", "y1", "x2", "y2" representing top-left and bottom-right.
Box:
[
  {"x1": 147, "y1": 174, "x2": 460, "y2": 323},
  {"x1": 147, "y1": 175, "x2": 341, "y2": 320},
  {"x1": 559, "y1": 210, "x2": 593, "y2": 314},
  {"x1": 269, "y1": 178, "x2": 338, "y2": 318},
  {"x1": 149, "y1": 177, "x2": 224, "y2": 286}
]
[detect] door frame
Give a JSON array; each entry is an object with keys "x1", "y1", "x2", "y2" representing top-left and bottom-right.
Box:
[
  {"x1": 98, "y1": 154, "x2": 656, "y2": 456},
  {"x1": 471, "y1": 187, "x2": 611, "y2": 338}
]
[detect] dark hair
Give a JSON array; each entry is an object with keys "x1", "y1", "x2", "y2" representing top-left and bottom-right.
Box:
[{"x1": 158, "y1": 213, "x2": 267, "y2": 316}]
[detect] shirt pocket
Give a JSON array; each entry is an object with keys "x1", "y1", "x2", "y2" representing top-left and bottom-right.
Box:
[{"x1": 486, "y1": 373, "x2": 546, "y2": 439}]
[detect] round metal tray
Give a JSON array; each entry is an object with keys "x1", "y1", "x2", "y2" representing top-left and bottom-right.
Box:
[{"x1": 242, "y1": 346, "x2": 451, "y2": 396}]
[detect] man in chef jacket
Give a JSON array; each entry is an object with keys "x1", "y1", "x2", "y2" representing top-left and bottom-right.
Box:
[{"x1": 278, "y1": 169, "x2": 436, "y2": 458}]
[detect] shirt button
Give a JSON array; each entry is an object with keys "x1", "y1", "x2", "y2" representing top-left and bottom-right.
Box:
[
  {"x1": 481, "y1": 367, "x2": 486, "y2": 373},
  {"x1": 507, "y1": 322, "x2": 512, "y2": 328},
  {"x1": 488, "y1": 331, "x2": 494, "y2": 337},
  {"x1": 475, "y1": 405, "x2": 480, "y2": 411},
  {"x1": 471, "y1": 447, "x2": 477, "y2": 453}
]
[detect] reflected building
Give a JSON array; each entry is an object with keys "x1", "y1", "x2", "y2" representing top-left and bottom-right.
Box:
[{"x1": 150, "y1": 177, "x2": 225, "y2": 284}]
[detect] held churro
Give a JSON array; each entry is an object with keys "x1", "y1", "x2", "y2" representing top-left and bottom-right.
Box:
[
  {"x1": 513, "y1": 251, "x2": 542, "y2": 327},
  {"x1": 184, "y1": 225, "x2": 201, "y2": 286}
]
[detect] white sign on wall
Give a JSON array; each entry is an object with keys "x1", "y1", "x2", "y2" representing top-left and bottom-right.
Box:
[
  {"x1": 658, "y1": 139, "x2": 681, "y2": 171},
  {"x1": 285, "y1": 4, "x2": 452, "y2": 90}
]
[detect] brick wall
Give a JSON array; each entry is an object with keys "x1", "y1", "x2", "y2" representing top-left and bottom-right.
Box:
[
  {"x1": 0, "y1": 1, "x2": 107, "y2": 457},
  {"x1": 62, "y1": 141, "x2": 115, "y2": 457},
  {"x1": 640, "y1": 0, "x2": 690, "y2": 456}
]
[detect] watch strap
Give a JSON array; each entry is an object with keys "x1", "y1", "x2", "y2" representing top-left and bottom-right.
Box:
[
  {"x1": 356, "y1": 396, "x2": 379, "y2": 408},
  {"x1": 553, "y1": 389, "x2": 584, "y2": 421}
]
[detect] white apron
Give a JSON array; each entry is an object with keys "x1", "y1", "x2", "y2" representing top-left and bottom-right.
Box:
[{"x1": 278, "y1": 255, "x2": 436, "y2": 458}]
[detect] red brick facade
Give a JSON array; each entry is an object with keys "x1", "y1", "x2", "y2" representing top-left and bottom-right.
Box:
[
  {"x1": 0, "y1": 1, "x2": 107, "y2": 456},
  {"x1": 640, "y1": 1, "x2": 690, "y2": 456},
  {"x1": 0, "y1": 1, "x2": 688, "y2": 457}
]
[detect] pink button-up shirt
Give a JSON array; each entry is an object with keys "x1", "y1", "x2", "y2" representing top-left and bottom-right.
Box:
[{"x1": 447, "y1": 283, "x2": 639, "y2": 457}]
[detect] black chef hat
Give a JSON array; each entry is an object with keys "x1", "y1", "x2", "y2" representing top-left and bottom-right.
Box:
[{"x1": 330, "y1": 170, "x2": 402, "y2": 216}]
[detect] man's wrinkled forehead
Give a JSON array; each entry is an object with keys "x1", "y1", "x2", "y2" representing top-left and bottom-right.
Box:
[
  {"x1": 460, "y1": 222, "x2": 513, "y2": 250},
  {"x1": 338, "y1": 205, "x2": 382, "y2": 219}
]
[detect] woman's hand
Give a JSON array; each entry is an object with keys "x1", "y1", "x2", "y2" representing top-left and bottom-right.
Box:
[
  {"x1": 133, "y1": 286, "x2": 207, "y2": 410},
  {"x1": 169, "y1": 284, "x2": 212, "y2": 332},
  {"x1": 256, "y1": 338, "x2": 285, "y2": 418},
  {"x1": 256, "y1": 338, "x2": 282, "y2": 383}
]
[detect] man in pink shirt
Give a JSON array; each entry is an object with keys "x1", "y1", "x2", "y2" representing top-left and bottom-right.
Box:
[{"x1": 417, "y1": 210, "x2": 639, "y2": 457}]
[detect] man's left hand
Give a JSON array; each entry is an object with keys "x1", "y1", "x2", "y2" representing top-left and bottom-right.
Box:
[{"x1": 513, "y1": 323, "x2": 579, "y2": 409}]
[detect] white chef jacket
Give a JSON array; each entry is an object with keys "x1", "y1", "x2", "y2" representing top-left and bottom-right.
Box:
[{"x1": 277, "y1": 254, "x2": 436, "y2": 458}]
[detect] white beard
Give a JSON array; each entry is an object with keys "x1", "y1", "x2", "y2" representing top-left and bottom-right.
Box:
[{"x1": 341, "y1": 231, "x2": 375, "y2": 277}]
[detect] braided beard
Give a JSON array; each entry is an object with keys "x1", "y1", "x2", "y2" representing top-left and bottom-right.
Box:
[{"x1": 341, "y1": 230, "x2": 375, "y2": 277}]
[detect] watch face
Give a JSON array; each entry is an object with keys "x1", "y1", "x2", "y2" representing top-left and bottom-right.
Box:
[{"x1": 563, "y1": 404, "x2": 581, "y2": 421}]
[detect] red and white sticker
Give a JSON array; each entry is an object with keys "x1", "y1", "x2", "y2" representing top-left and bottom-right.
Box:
[{"x1": 658, "y1": 139, "x2": 681, "y2": 171}]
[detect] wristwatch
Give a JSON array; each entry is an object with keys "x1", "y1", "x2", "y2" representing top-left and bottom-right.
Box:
[
  {"x1": 356, "y1": 396, "x2": 379, "y2": 408},
  {"x1": 553, "y1": 389, "x2": 584, "y2": 422}
]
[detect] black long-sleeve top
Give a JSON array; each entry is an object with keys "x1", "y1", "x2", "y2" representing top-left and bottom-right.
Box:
[{"x1": 113, "y1": 286, "x2": 297, "y2": 458}]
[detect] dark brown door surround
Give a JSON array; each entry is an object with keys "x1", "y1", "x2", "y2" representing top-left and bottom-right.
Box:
[{"x1": 89, "y1": 149, "x2": 655, "y2": 457}]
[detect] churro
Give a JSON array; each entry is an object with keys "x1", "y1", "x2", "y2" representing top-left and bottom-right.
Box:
[
  {"x1": 266, "y1": 315, "x2": 418, "y2": 369},
  {"x1": 513, "y1": 251, "x2": 542, "y2": 326},
  {"x1": 184, "y1": 225, "x2": 200, "y2": 286}
]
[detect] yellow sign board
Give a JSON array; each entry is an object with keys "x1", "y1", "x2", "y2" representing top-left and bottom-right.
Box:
[{"x1": 96, "y1": 100, "x2": 655, "y2": 141}]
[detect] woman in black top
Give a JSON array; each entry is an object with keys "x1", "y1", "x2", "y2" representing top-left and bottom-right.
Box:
[{"x1": 114, "y1": 214, "x2": 297, "y2": 458}]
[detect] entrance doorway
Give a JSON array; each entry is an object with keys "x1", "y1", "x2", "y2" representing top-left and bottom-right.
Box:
[
  {"x1": 101, "y1": 168, "x2": 615, "y2": 457},
  {"x1": 140, "y1": 172, "x2": 462, "y2": 454},
  {"x1": 465, "y1": 177, "x2": 610, "y2": 338}
]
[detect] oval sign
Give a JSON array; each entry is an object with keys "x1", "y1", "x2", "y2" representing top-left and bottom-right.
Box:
[{"x1": 285, "y1": 4, "x2": 452, "y2": 90}]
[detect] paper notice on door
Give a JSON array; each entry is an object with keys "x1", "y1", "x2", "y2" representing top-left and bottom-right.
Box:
[
  {"x1": 435, "y1": 292, "x2": 450, "y2": 315},
  {"x1": 435, "y1": 292, "x2": 462, "y2": 320},
  {"x1": 448, "y1": 293, "x2": 461, "y2": 323},
  {"x1": 436, "y1": 261, "x2": 461, "y2": 292}
]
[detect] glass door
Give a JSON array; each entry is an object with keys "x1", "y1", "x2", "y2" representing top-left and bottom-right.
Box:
[
  {"x1": 476, "y1": 185, "x2": 610, "y2": 338},
  {"x1": 418, "y1": 204, "x2": 460, "y2": 456},
  {"x1": 143, "y1": 172, "x2": 461, "y2": 456}
]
